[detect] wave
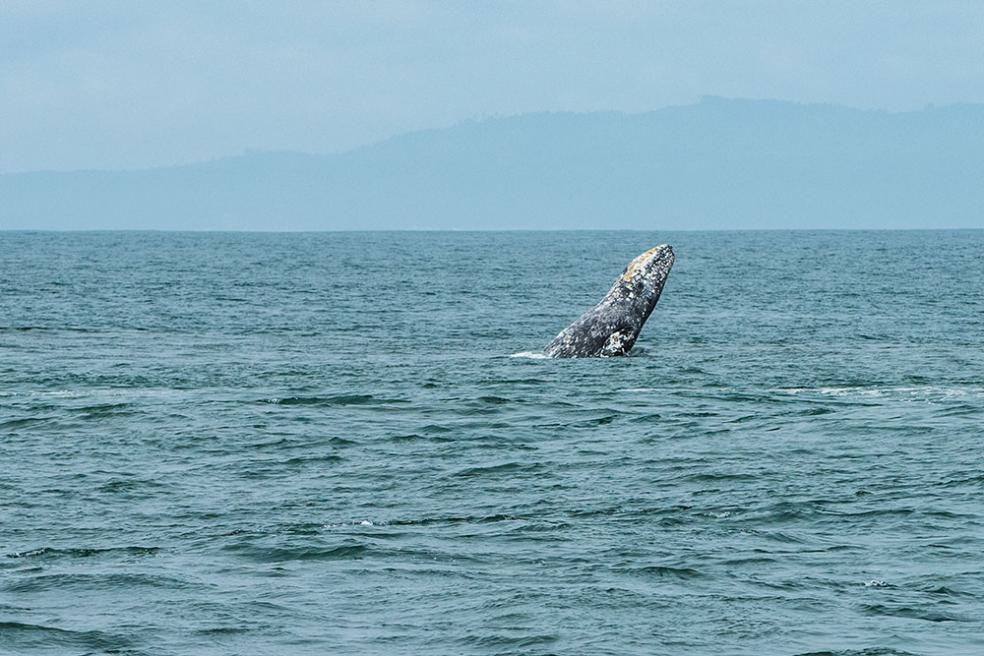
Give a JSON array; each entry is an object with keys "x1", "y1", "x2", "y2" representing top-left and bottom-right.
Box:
[
  {"x1": 6, "y1": 545, "x2": 160, "y2": 560},
  {"x1": 0, "y1": 621, "x2": 133, "y2": 651},
  {"x1": 793, "y1": 649, "x2": 921, "y2": 656},
  {"x1": 222, "y1": 542, "x2": 368, "y2": 563},
  {"x1": 3, "y1": 572, "x2": 192, "y2": 593},
  {"x1": 620, "y1": 564, "x2": 705, "y2": 580},
  {"x1": 261, "y1": 394, "x2": 407, "y2": 407},
  {"x1": 778, "y1": 385, "x2": 984, "y2": 400},
  {"x1": 453, "y1": 462, "x2": 544, "y2": 477},
  {"x1": 859, "y1": 603, "x2": 971, "y2": 623}
]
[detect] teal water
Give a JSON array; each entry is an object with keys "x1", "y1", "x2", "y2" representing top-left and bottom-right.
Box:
[{"x1": 2, "y1": 230, "x2": 983, "y2": 656}]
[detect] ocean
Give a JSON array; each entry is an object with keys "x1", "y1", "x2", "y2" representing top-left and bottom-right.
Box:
[{"x1": 1, "y1": 230, "x2": 982, "y2": 656}]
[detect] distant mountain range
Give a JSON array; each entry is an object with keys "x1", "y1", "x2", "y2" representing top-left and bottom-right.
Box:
[{"x1": 3, "y1": 97, "x2": 983, "y2": 230}]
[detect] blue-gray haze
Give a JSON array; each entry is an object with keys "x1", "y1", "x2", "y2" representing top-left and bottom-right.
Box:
[
  {"x1": 2, "y1": 231, "x2": 983, "y2": 655},
  {"x1": 4, "y1": 2, "x2": 984, "y2": 174},
  {"x1": 3, "y1": 99, "x2": 984, "y2": 231}
]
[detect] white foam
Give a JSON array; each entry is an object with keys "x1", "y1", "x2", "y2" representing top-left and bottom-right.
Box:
[
  {"x1": 509, "y1": 351, "x2": 549, "y2": 359},
  {"x1": 778, "y1": 385, "x2": 983, "y2": 401},
  {"x1": 359, "y1": 520, "x2": 374, "y2": 527}
]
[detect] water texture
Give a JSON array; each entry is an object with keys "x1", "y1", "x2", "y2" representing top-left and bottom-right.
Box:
[{"x1": 1, "y1": 230, "x2": 982, "y2": 656}]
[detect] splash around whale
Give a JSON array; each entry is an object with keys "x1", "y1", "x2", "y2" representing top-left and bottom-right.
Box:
[{"x1": 543, "y1": 245, "x2": 674, "y2": 358}]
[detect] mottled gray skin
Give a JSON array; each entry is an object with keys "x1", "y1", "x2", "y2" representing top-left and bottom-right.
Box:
[{"x1": 544, "y1": 245, "x2": 674, "y2": 358}]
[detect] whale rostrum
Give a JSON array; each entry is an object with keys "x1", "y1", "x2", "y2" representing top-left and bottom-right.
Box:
[{"x1": 544, "y1": 245, "x2": 674, "y2": 358}]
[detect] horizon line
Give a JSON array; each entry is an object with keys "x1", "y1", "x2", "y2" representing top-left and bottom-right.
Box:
[{"x1": 3, "y1": 227, "x2": 982, "y2": 234}]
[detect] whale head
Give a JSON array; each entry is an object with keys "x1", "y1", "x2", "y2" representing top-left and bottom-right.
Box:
[{"x1": 612, "y1": 244, "x2": 675, "y2": 311}]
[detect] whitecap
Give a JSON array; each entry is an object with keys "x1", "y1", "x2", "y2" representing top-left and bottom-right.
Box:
[
  {"x1": 509, "y1": 351, "x2": 549, "y2": 359},
  {"x1": 779, "y1": 385, "x2": 984, "y2": 401}
]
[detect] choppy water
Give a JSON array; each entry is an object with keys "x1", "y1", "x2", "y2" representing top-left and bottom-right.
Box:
[{"x1": 2, "y1": 230, "x2": 983, "y2": 656}]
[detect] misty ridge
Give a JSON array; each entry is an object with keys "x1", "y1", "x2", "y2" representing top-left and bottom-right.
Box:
[{"x1": 3, "y1": 97, "x2": 983, "y2": 231}]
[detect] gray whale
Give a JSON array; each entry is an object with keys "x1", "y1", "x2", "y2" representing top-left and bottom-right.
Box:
[{"x1": 544, "y1": 245, "x2": 674, "y2": 358}]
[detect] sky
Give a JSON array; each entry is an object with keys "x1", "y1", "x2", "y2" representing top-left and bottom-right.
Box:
[{"x1": 2, "y1": 0, "x2": 984, "y2": 173}]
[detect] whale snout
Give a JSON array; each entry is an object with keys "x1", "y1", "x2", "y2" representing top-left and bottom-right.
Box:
[
  {"x1": 647, "y1": 244, "x2": 674, "y2": 261},
  {"x1": 621, "y1": 244, "x2": 675, "y2": 282},
  {"x1": 649, "y1": 244, "x2": 674, "y2": 264}
]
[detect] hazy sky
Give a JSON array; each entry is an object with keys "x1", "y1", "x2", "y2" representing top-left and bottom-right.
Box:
[{"x1": 3, "y1": 1, "x2": 983, "y2": 172}]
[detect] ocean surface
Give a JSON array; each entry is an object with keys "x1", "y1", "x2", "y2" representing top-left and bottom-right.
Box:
[{"x1": 2, "y1": 230, "x2": 983, "y2": 656}]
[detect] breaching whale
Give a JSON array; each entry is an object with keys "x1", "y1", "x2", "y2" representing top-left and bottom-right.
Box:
[{"x1": 544, "y1": 245, "x2": 674, "y2": 358}]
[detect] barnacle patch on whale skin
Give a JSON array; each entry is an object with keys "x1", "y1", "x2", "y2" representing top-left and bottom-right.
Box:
[
  {"x1": 601, "y1": 330, "x2": 629, "y2": 355},
  {"x1": 621, "y1": 246, "x2": 663, "y2": 281}
]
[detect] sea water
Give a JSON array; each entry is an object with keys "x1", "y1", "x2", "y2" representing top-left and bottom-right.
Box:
[{"x1": 1, "y1": 230, "x2": 983, "y2": 655}]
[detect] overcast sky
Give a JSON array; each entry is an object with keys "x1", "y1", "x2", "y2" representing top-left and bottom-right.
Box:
[{"x1": 3, "y1": 1, "x2": 983, "y2": 172}]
